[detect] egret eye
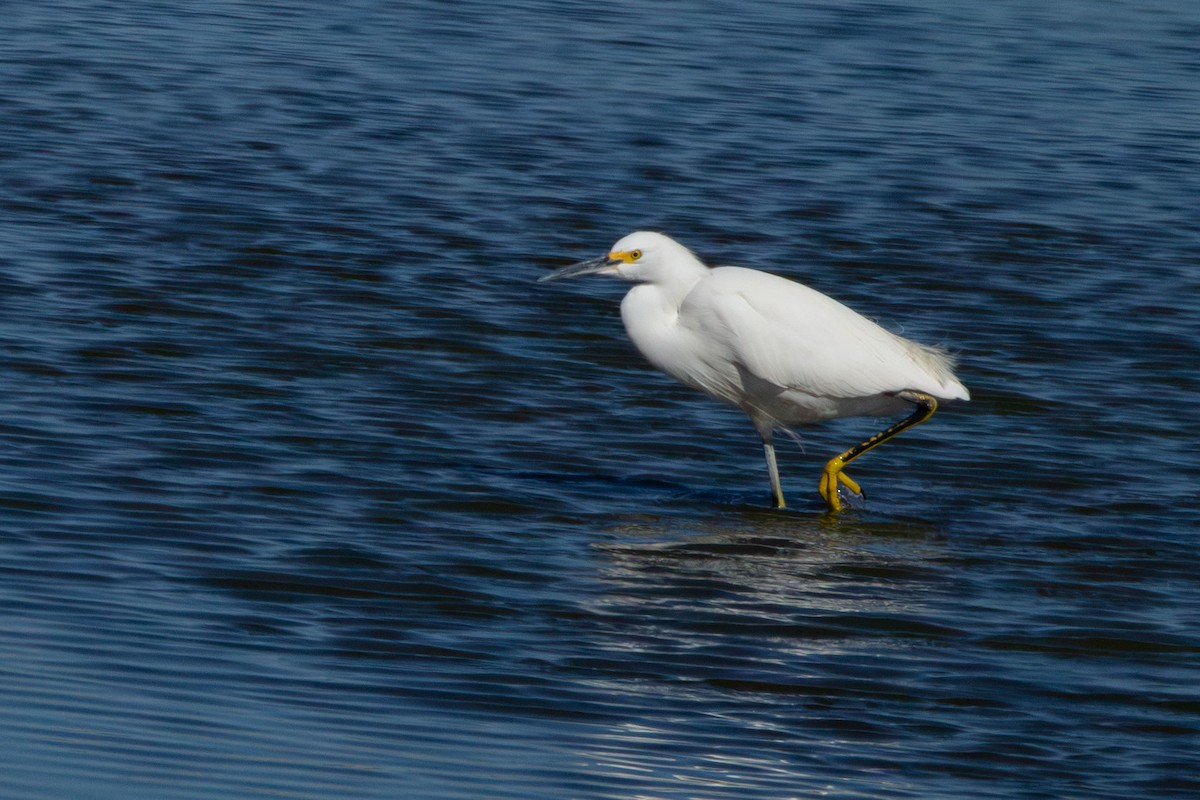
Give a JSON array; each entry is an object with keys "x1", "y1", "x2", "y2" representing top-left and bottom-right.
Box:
[{"x1": 631, "y1": 250, "x2": 643, "y2": 261}]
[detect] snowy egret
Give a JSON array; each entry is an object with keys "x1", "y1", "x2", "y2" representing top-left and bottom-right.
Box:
[{"x1": 539, "y1": 231, "x2": 969, "y2": 511}]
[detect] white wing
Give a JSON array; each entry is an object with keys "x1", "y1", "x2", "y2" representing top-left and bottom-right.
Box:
[{"x1": 680, "y1": 266, "x2": 968, "y2": 403}]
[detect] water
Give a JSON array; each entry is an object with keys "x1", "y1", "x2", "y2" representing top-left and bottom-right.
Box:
[{"x1": 1, "y1": 1, "x2": 1198, "y2": 798}]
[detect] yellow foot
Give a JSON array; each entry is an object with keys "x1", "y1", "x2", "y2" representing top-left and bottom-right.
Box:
[{"x1": 819, "y1": 457, "x2": 863, "y2": 512}]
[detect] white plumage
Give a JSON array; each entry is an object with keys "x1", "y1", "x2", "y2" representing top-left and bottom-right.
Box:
[{"x1": 540, "y1": 231, "x2": 968, "y2": 511}]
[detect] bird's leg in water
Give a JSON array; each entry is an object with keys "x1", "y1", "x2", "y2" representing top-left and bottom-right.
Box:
[
  {"x1": 819, "y1": 392, "x2": 939, "y2": 512},
  {"x1": 762, "y1": 439, "x2": 786, "y2": 509}
]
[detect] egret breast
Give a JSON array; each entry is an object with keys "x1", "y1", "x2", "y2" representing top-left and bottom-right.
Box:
[{"x1": 620, "y1": 282, "x2": 743, "y2": 404}]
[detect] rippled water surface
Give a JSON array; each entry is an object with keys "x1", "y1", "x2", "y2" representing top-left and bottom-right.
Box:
[{"x1": 2, "y1": 1, "x2": 1199, "y2": 798}]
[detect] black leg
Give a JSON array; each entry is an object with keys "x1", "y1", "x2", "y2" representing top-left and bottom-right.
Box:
[{"x1": 819, "y1": 392, "x2": 938, "y2": 511}]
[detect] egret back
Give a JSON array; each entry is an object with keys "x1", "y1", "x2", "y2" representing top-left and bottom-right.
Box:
[{"x1": 694, "y1": 266, "x2": 966, "y2": 398}]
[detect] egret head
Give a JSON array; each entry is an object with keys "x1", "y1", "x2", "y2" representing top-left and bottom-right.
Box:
[{"x1": 538, "y1": 231, "x2": 705, "y2": 284}]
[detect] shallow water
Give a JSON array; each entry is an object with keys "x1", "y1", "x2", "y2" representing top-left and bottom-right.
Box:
[{"x1": 1, "y1": 1, "x2": 1198, "y2": 798}]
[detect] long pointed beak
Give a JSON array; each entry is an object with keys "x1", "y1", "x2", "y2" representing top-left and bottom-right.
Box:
[{"x1": 537, "y1": 254, "x2": 620, "y2": 283}]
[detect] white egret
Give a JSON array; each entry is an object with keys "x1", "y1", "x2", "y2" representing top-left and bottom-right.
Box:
[{"x1": 539, "y1": 231, "x2": 969, "y2": 511}]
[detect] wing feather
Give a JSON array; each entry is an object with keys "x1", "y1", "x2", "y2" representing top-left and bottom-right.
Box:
[{"x1": 679, "y1": 267, "x2": 967, "y2": 401}]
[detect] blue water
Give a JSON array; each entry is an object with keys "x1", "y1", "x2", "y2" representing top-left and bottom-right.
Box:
[{"x1": 2, "y1": 1, "x2": 1198, "y2": 798}]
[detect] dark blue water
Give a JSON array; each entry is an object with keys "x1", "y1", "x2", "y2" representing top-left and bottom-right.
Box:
[{"x1": 2, "y1": 1, "x2": 1199, "y2": 798}]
